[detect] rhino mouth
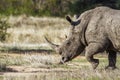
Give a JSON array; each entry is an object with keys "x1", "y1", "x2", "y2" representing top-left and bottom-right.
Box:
[
  {"x1": 59, "y1": 56, "x2": 72, "y2": 64},
  {"x1": 59, "y1": 57, "x2": 69, "y2": 64},
  {"x1": 59, "y1": 52, "x2": 80, "y2": 64}
]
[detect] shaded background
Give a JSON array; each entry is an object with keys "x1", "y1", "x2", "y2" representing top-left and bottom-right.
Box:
[
  {"x1": 0, "y1": 0, "x2": 119, "y2": 49},
  {"x1": 0, "y1": 0, "x2": 119, "y2": 17}
]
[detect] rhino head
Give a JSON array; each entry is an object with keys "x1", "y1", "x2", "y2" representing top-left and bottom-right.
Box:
[{"x1": 45, "y1": 16, "x2": 85, "y2": 64}]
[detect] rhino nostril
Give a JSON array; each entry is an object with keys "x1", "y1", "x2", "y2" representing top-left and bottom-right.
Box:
[
  {"x1": 59, "y1": 51, "x2": 62, "y2": 55},
  {"x1": 62, "y1": 57, "x2": 65, "y2": 60}
]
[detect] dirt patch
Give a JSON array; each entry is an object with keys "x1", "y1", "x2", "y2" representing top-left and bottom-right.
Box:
[
  {"x1": 4, "y1": 61, "x2": 91, "y2": 73},
  {"x1": 0, "y1": 53, "x2": 91, "y2": 73},
  {"x1": 5, "y1": 66, "x2": 79, "y2": 73}
]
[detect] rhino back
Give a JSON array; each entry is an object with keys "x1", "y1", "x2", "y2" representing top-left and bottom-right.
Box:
[
  {"x1": 85, "y1": 7, "x2": 120, "y2": 51},
  {"x1": 105, "y1": 9, "x2": 120, "y2": 51}
]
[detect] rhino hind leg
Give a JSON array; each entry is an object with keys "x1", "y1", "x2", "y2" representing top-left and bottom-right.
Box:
[
  {"x1": 105, "y1": 50, "x2": 117, "y2": 70},
  {"x1": 85, "y1": 43, "x2": 105, "y2": 69}
]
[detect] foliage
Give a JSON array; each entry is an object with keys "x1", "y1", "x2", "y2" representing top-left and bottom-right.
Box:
[
  {"x1": 0, "y1": 0, "x2": 119, "y2": 16},
  {"x1": 0, "y1": 17, "x2": 10, "y2": 42}
]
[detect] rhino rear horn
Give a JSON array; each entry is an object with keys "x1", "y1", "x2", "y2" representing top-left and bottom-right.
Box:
[{"x1": 44, "y1": 36, "x2": 59, "y2": 51}]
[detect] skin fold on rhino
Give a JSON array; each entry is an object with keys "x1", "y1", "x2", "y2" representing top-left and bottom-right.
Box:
[{"x1": 45, "y1": 6, "x2": 120, "y2": 70}]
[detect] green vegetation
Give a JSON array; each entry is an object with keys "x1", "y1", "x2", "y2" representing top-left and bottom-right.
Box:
[
  {"x1": 0, "y1": 17, "x2": 10, "y2": 42},
  {"x1": 0, "y1": 0, "x2": 119, "y2": 17}
]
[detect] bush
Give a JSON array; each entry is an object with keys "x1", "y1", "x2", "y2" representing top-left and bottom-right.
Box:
[
  {"x1": 0, "y1": 0, "x2": 119, "y2": 17},
  {"x1": 0, "y1": 17, "x2": 10, "y2": 42}
]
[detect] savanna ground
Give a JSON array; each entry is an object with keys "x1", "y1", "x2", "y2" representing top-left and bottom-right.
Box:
[{"x1": 0, "y1": 15, "x2": 120, "y2": 80}]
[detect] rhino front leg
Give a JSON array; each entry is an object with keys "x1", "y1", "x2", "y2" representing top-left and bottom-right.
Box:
[
  {"x1": 105, "y1": 50, "x2": 117, "y2": 70},
  {"x1": 85, "y1": 43, "x2": 105, "y2": 69}
]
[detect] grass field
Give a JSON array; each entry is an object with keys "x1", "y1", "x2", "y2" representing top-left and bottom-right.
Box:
[
  {"x1": 6, "y1": 15, "x2": 69, "y2": 44},
  {"x1": 0, "y1": 15, "x2": 120, "y2": 80},
  {"x1": 0, "y1": 52, "x2": 120, "y2": 80}
]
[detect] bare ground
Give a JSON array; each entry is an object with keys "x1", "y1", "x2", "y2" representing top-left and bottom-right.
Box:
[
  {"x1": 0, "y1": 50, "x2": 93, "y2": 80},
  {"x1": 0, "y1": 50, "x2": 90, "y2": 75},
  {"x1": 0, "y1": 50, "x2": 118, "y2": 80}
]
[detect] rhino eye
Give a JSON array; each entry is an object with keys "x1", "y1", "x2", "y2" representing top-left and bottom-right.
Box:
[{"x1": 58, "y1": 49, "x2": 62, "y2": 55}]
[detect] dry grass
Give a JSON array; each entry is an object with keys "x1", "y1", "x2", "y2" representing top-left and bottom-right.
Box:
[
  {"x1": 3, "y1": 69, "x2": 120, "y2": 80},
  {"x1": 0, "y1": 15, "x2": 120, "y2": 80},
  {"x1": 0, "y1": 53, "x2": 120, "y2": 80},
  {"x1": 0, "y1": 53, "x2": 60, "y2": 67},
  {"x1": 5, "y1": 15, "x2": 69, "y2": 45},
  {"x1": 0, "y1": 15, "x2": 71, "y2": 52}
]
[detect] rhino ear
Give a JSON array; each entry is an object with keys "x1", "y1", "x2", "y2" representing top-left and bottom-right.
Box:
[
  {"x1": 66, "y1": 15, "x2": 80, "y2": 26},
  {"x1": 66, "y1": 15, "x2": 73, "y2": 24}
]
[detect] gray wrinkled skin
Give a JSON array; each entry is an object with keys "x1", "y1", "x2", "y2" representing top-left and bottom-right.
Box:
[{"x1": 47, "y1": 6, "x2": 120, "y2": 70}]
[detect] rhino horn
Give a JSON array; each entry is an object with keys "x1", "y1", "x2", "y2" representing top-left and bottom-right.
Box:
[
  {"x1": 44, "y1": 36, "x2": 59, "y2": 51},
  {"x1": 66, "y1": 15, "x2": 80, "y2": 26}
]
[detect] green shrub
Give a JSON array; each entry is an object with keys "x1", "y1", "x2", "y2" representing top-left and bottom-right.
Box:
[
  {"x1": 0, "y1": 17, "x2": 10, "y2": 42},
  {"x1": 0, "y1": 0, "x2": 119, "y2": 17}
]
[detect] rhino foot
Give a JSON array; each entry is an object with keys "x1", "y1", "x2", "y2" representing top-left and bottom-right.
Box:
[
  {"x1": 92, "y1": 59, "x2": 99, "y2": 69},
  {"x1": 105, "y1": 66, "x2": 117, "y2": 70}
]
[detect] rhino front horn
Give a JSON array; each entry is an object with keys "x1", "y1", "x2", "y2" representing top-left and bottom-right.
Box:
[{"x1": 44, "y1": 36, "x2": 59, "y2": 51}]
